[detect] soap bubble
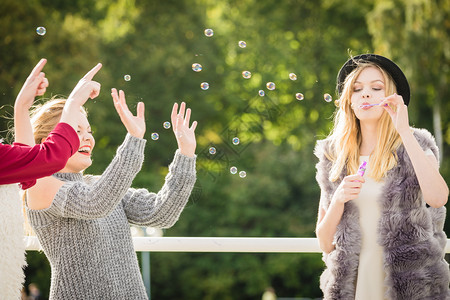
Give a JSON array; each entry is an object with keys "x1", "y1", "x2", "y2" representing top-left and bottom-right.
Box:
[
  {"x1": 204, "y1": 29, "x2": 214, "y2": 37},
  {"x1": 36, "y1": 27, "x2": 46, "y2": 36},
  {"x1": 124, "y1": 75, "x2": 131, "y2": 81},
  {"x1": 200, "y1": 82, "x2": 209, "y2": 90},
  {"x1": 192, "y1": 63, "x2": 202, "y2": 72},
  {"x1": 324, "y1": 93, "x2": 332, "y2": 102},
  {"x1": 296, "y1": 93, "x2": 304, "y2": 101},
  {"x1": 209, "y1": 147, "x2": 216, "y2": 155},
  {"x1": 289, "y1": 73, "x2": 297, "y2": 80},
  {"x1": 258, "y1": 90, "x2": 265, "y2": 97},
  {"x1": 230, "y1": 166, "x2": 238, "y2": 174},
  {"x1": 163, "y1": 122, "x2": 171, "y2": 129},
  {"x1": 151, "y1": 133, "x2": 159, "y2": 140},
  {"x1": 242, "y1": 71, "x2": 252, "y2": 79},
  {"x1": 266, "y1": 82, "x2": 276, "y2": 90},
  {"x1": 232, "y1": 137, "x2": 240, "y2": 145},
  {"x1": 238, "y1": 41, "x2": 247, "y2": 48},
  {"x1": 239, "y1": 171, "x2": 247, "y2": 178}
]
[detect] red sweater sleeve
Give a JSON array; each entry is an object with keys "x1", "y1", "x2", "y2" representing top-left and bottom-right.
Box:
[{"x1": 0, "y1": 122, "x2": 80, "y2": 188}]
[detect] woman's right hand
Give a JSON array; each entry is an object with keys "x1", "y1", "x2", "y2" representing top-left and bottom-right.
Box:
[
  {"x1": 331, "y1": 174, "x2": 365, "y2": 205},
  {"x1": 111, "y1": 88, "x2": 145, "y2": 139},
  {"x1": 67, "y1": 63, "x2": 102, "y2": 106}
]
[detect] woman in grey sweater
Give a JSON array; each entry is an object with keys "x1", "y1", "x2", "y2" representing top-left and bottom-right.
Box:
[{"x1": 24, "y1": 87, "x2": 197, "y2": 299}]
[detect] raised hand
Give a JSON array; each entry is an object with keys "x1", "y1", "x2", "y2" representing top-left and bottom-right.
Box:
[
  {"x1": 380, "y1": 93, "x2": 410, "y2": 135},
  {"x1": 67, "y1": 63, "x2": 102, "y2": 107},
  {"x1": 171, "y1": 102, "x2": 197, "y2": 157},
  {"x1": 111, "y1": 88, "x2": 145, "y2": 139},
  {"x1": 15, "y1": 58, "x2": 49, "y2": 110}
]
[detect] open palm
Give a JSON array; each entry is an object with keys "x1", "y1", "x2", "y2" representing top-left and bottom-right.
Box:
[
  {"x1": 171, "y1": 102, "x2": 197, "y2": 157},
  {"x1": 111, "y1": 88, "x2": 146, "y2": 139}
]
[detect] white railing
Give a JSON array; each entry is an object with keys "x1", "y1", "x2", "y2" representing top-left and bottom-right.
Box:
[{"x1": 25, "y1": 237, "x2": 450, "y2": 253}]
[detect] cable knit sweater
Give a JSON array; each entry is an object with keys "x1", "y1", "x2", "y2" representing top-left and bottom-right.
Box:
[{"x1": 26, "y1": 134, "x2": 197, "y2": 299}]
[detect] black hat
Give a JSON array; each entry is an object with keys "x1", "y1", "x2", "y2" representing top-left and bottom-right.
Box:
[{"x1": 336, "y1": 54, "x2": 410, "y2": 105}]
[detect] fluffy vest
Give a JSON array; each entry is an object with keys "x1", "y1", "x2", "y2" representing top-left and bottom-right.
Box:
[
  {"x1": 0, "y1": 184, "x2": 26, "y2": 300},
  {"x1": 315, "y1": 128, "x2": 450, "y2": 300}
]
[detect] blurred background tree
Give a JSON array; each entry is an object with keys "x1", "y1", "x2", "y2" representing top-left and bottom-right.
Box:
[{"x1": 1, "y1": 0, "x2": 448, "y2": 299}]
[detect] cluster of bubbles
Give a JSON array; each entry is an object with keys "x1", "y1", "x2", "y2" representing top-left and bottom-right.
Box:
[
  {"x1": 124, "y1": 75, "x2": 131, "y2": 81},
  {"x1": 36, "y1": 27, "x2": 46, "y2": 36},
  {"x1": 230, "y1": 167, "x2": 247, "y2": 178}
]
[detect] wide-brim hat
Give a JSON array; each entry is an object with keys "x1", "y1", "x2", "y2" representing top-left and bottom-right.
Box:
[{"x1": 336, "y1": 54, "x2": 410, "y2": 105}]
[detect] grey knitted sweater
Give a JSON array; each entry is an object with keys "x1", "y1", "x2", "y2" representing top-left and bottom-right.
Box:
[{"x1": 26, "y1": 134, "x2": 196, "y2": 299}]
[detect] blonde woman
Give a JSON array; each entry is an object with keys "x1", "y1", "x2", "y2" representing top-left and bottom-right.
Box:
[
  {"x1": 22, "y1": 86, "x2": 197, "y2": 299},
  {"x1": 315, "y1": 54, "x2": 449, "y2": 299}
]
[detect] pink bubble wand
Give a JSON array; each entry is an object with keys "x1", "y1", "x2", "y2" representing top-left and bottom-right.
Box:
[
  {"x1": 359, "y1": 103, "x2": 388, "y2": 108},
  {"x1": 357, "y1": 161, "x2": 367, "y2": 176}
]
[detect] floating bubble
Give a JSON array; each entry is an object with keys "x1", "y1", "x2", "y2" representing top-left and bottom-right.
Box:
[
  {"x1": 232, "y1": 137, "x2": 240, "y2": 145},
  {"x1": 36, "y1": 27, "x2": 46, "y2": 36},
  {"x1": 324, "y1": 93, "x2": 332, "y2": 102},
  {"x1": 209, "y1": 147, "x2": 216, "y2": 155},
  {"x1": 242, "y1": 71, "x2": 252, "y2": 79},
  {"x1": 230, "y1": 166, "x2": 238, "y2": 175},
  {"x1": 124, "y1": 75, "x2": 131, "y2": 81},
  {"x1": 192, "y1": 63, "x2": 202, "y2": 72},
  {"x1": 296, "y1": 93, "x2": 304, "y2": 101},
  {"x1": 200, "y1": 82, "x2": 209, "y2": 90},
  {"x1": 266, "y1": 82, "x2": 276, "y2": 90},
  {"x1": 151, "y1": 133, "x2": 159, "y2": 140},
  {"x1": 238, "y1": 41, "x2": 247, "y2": 48},
  {"x1": 239, "y1": 171, "x2": 247, "y2": 178},
  {"x1": 258, "y1": 90, "x2": 265, "y2": 97},
  {"x1": 163, "y1": 121, "x2": 171, "y2": 129},
  {"x1": 204, "y1": 29, "x2": 214, "y2": 37},
  {"x1": 289, "y1": 73, "x2": 298, "y2": 80}
]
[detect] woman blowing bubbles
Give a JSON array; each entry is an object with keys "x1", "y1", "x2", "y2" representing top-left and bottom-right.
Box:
[
  {"x1": 315, "y1": 54, "x2": 449, "y2": 299},
  {"x1": 21, "y1": 83, "x2": 197, "y2": 298}
]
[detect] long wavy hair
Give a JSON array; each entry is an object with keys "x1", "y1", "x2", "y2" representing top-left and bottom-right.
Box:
[{"x1": 327, "y1": 62, "x2": 403, "y2": 182}]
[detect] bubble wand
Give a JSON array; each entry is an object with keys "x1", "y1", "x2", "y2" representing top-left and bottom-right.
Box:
[
  {"x1": 359, "y1": 103, "x2": 387, "y2": 109},
  {"x1": 357, "y1": 161, "x2": 367, "y2": 176}
]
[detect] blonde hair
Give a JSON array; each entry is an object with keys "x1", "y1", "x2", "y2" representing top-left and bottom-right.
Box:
[
  {"x1": 23, "y1": 98, "x2": 87, "y2": 235},
  {"x1": 327, "y1": 62, "x2": 402, "y2": 182}
]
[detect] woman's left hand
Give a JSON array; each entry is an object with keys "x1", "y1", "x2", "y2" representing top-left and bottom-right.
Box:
[
  {"x1": 380, "y1": 93, "x2": 410, "y2": 135},
  {"x1": 171, "y1": 102, "x2": 197, "y2": 158}
]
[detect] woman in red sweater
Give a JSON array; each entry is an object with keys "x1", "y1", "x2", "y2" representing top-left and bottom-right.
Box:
[{"x1": 0, "y1": 59, "x2": 102, "y2": 299}]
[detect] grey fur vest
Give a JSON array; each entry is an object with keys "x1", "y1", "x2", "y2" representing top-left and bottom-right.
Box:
[{"x1": 315, "y1": 128, "x2": 450, "y2": 300}]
